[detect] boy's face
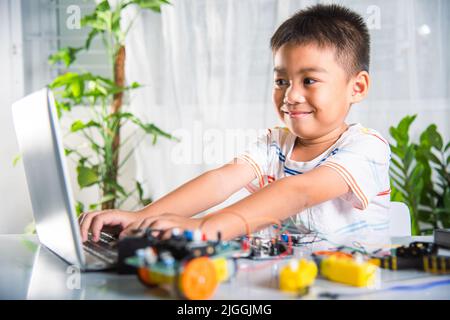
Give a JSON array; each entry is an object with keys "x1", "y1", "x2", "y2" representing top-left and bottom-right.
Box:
[{"x1": 272, "y1": 43, "x2": 368, "y2": 141}]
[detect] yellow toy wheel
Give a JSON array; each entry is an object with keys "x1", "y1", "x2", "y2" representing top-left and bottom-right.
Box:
[{"x1": 179, "y1": 257, "x2": 218, "y2": 300}]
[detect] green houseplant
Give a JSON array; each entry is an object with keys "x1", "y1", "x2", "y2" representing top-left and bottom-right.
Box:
[
  {"x1": 48, "y1": 0, "x2": 176, "y2": 215},
  {"x1": 389, "y1": 115, "x2": 450, "y2": 235}
]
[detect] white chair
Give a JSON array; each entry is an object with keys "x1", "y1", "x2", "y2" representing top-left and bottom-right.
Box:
[{"x1": 388, "y1": 201, "x2": 412, "y2": 237}]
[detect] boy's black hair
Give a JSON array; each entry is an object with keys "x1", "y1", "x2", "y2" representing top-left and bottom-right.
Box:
[{"x1": 270, "y1": 4, "x2": 370, "y2": 77}]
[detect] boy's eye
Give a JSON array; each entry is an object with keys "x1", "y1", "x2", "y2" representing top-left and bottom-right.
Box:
[
  {"x1": 274, "y1": 79, "x2": 289, "y2": 87},
  {"x1": 303, "y1": 78, "x2": 317, "y2": 85}
]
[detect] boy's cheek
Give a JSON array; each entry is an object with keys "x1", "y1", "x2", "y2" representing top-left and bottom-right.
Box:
[
  {"x1": 272, "y1": 89, "x2": 283, "y2": 105},
  {"x1": 272, "y1": 92, "x2": 285, "y2": 115},
  {"x1": 314, "y1": 109, "x2": 347, "y2": 128},
  {"x1": 273, "y1": 106, "x2": 286, "y2": 123}
]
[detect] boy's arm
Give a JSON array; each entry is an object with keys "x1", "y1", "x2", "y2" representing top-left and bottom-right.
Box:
[
  {"x1": 123, "y1": 166, "x2": 350, "y2": 241},
  {"x1": 200, "y1": 166, "x2": 349, "y2": 240},
  {"x1": 136, "y1": 159, "x2": 256, "y2": 218},
  {"x1": 80, "y1": 159, "x2": 256, "y2": 241}
]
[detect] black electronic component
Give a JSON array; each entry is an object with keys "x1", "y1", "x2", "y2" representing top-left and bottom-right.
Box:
[
  {"x1": 396, "y1": 241, "x2": 437, "y2": 256},
  {"x1": 434, "y1": 229, "x2": 450, "y2": 249},
  {"x1": 373, "y1": 255, "x2": 421, "y2": 270},
  {"x1": 371, "y1": 241, "x2": 450, "y2": 274},
  {"x1": 245, "y1": 235, "x2": 292, "y2": 260},
  {"x1": 117, "y1": 229, "x2": 159, "y2": 274},
  {"x1": 118, "y1": 228, "x2": 238, "y2": 273},
  {"x1": 422, "y1": 255, "x2": 450, "y2": 274}
]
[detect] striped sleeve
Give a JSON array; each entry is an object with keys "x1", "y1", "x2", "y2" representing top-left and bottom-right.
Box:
[
  {"x1": 320, "y1": 132, "x2": 391, "y2": 210},
  {"x1": 236, "y1": 129, "x2": 271, "y2": 189}
]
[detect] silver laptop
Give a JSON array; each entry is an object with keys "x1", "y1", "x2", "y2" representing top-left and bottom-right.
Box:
[{"x1": 12, "y1": 88, "x2": 118, "y2": 271}]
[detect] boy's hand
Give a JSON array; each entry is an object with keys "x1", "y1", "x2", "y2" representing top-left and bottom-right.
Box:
[
  {"x1": 79, "y1": 209, "x2": 141, "y2": 243},
  {"x1": 119, "y1": 213, "x2": 204, "y2": 240}
]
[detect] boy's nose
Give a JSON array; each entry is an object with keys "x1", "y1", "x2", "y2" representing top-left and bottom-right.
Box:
[
  {"x1": 283, "y1": 93, "x2": 306, "y2": 106},
  {"x1": 284, "y1": 83, "x2": 306, "y2": 105}
]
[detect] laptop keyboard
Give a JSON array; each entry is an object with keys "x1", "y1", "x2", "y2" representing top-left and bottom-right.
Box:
[{"x1": 83, "y1": 232, "x2": 119, "y2": 265}]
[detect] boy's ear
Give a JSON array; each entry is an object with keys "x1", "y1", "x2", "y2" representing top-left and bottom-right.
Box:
[{"x1": 350, "y1": 71, "x2": 370, "y2": 103}]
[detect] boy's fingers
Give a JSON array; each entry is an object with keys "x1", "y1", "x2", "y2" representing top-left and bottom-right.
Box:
[
  {"x1": 138, "y1": 217, "x2": 159, "y2": 230},
  {"x1": 79, "y1": 210, "x2": 107, "y2": 224},
  {"x1": 90, "y1": 213, "x2": 115, "y2": 242},
  {"x1": 162, "y1": 228, "x2": 174, "y2": 240},
  {"x1": 149, "y1": 219, "x2": 180, "y2": 238},
  {"x1": 119, "y1": 220, "x2": 142, "y2": 239},
  {"x1": 119, "y1": 217, "x2": 158, "y2": 239},
  {"x1": 147, "y1": 219, "x2": 171, "y2": 238},
  {"x1": 148, "y1": 219, "x2": 168, "y2": 230},
  {"x1": 80, "y1": 211, "x2": 102, "y2": 242},
  {"x1": 78, "y1": 213, "x2": 85, "y2": 224}
]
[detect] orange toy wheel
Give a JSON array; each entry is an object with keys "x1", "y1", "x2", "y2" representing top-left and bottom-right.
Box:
[
  {"x1": 137, "y1": 267, "x2": 157, "y2": 288},
  {"x1": 313, "y1": 251, "x2": 353, "y2": 259},
  {"x1": 179, "y1": 257, "x2": 218, "y2": 300}
]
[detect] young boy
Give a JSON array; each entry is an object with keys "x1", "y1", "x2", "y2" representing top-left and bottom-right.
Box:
[{"x1": 80, "y1": 4, "x2": 391, "y2": 243}]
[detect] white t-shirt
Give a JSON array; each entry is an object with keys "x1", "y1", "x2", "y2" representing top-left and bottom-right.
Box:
[{"x1": 237, "y1": 123, "x2": 391, "y2": 239}]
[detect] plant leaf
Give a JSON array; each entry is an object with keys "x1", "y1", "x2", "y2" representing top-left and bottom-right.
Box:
[
  {"x1": 398, "y1": 114, "x2": 417, "y2": 144},
  {"x1": 103, "y1": 179, "x2": 128, "y2": 197},
  {"x1": 54, "y1": 100, "x2": 72, "y2": 118},
  {"x1": 70, "y1": 120, "x2": 101, "y2": 132},
  {"x1": 89, "y1": 203, "x2": 99, "y2": 211},
  {"x1": 100, "y1": 193, "x2": 116, "y2": 203},
  {"x1": 389, "y1": 144, "x2": 403, "y2": 158},
  {"x1": 12, "y1": 154, "x2": 22, "y2": 167},
  {"x1": 425, "y1": 124, "x2": 443, "y2": 151},
  {"x1": 64, "y1": 148, "x2": 74, "y2": 156},
  {"x1": 390, "y1": 166, "x2": 404, "y2": 181},
  {"x1": 130, "y1": 81, "x2": 141, "y2": 89},
  {"x1": 24, "y1": 221, "x2": 36, "y2": 235},
  {"x1": 403, "y1": 145, "x2": 415, "y2": 172},
  {"x1": 445, "y1": 141, "x2": 450, "y2": 152},
  {"x1": 85, "y1": 28, "x2": 100, "y2": 50},
  {"x1": 77, "y1": 166, "x2": 99, "y2": 188},
  {"x1": 135, "y1": 181, "x2": 152, "y2": 206},
  {"x1": 389, "y1": 115, "x2": 416, "y2": 147},
  {"x1": 130, "y1": 0, "x2": 172, "y2": 12},
  {"x1": 21, "y1": 236, "x2": 38, "y2": 252},
  {"x1": 390, "y1": 186, "x2": 405, "y2": 202},
  {"x1": 75, "y1": 201, "x2": 85, "y2": 216},
  {"x1": 49, "y1": 72, "x2": 80, "y2": 89},
  {"x1": 48, "y1": 47, "x2": 82, "y2": 67},
  {"x1": 390, "y1": 157, "x2": 404, "y2": 173}
]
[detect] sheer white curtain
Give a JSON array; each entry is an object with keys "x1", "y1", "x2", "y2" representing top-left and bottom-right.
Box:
[{"x1": 123, "y1": 0, "x2": 449, "y2": 206}]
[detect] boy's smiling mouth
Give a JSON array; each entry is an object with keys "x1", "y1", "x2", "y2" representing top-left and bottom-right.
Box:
[{"x1": 282, "y1": 109, "x2": 314, "y2": 119}]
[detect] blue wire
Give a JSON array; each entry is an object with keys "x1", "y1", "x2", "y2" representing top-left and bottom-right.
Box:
[
  {"x1": 319, "y1": 278, "x2": 450, "y2": 299},
  {"x1": 387, "y1": 279, "x2": 450, "y2": 291}
]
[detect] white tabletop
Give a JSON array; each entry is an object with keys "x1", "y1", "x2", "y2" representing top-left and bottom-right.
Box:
[{"x1": 0, "y1": 234, "x2": 449, "y2": 300}]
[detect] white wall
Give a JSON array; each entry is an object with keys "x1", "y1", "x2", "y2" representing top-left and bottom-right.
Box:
[{"x1": 0, "y1": 0, "x2": 33, "y2": 234}]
